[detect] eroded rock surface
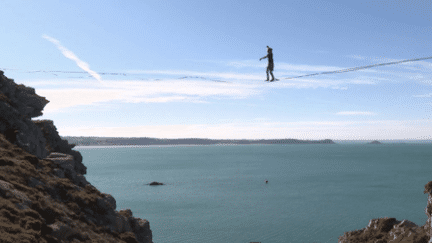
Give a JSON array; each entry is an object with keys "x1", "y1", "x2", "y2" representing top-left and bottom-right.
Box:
[
  {"x1": 0, "y1": 71, "x2": 152, "y2": 242},
  {"x1": 338, "y1": 182, "x2": 432, "y2": 243},
  {"x1": 0, "y1": 71, "x2": 49, "y2": 159}
]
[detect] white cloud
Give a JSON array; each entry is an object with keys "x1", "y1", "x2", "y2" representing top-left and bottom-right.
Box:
[
  {"x1": 42, "y1": 35, "x2": 104, "y2": 84},
  {"x1": 126, "y1": 69, "x2": 263, "y2": 81},
  {"x1": 37, "y1": 89, "x2": 121, "y2": 112},
  {"x1": 276, "y1": 63, "x2": 342, "y2": 72},
  {"x1": 331, "y1": 86, "x2": 348, "y2": 90},
  {"x1": 127, "y1": 96, "x2": 208, "y2": 104},
  {"x1": 24, "y1": 74, "x2": 381, "y2": 113},
  {"x1": 334, "y1": 55, "x2": 432, "y2": 84},
  {"x1": 58, "y1": 119, "x2": 432, "y2": 140},
  {"x1": 414, "y1": 93, "x2": 432, "y2": 98},
  {"x1": 34, "y1": 79, "x2": 261, "y2": 112},
  {"x1": 273, "y1": 77, "x2": 375, "y2": 89},
  {"x1": 347, "y1": 55, "x2": 367, "y2": 60},
  {"x1": 347, "y1": 79, "x2": 376, "y2": 85},
  {"x1": 225, "y1": 60, "x2": 343, "y2": 72},
  {"x1": 227, "y1": 60, "x2": 267, "y2": 69},
  {"x1": 336, "y1": 111, "x2": 376, "y2": 116}
]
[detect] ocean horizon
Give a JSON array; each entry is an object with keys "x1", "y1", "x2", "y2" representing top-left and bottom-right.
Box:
[
  {"x1": 70, "y1": 138, "x2": 432, "y2": 149},
  {"x1": 76, "y1": 143, "x2": 431, "y2": 242}
]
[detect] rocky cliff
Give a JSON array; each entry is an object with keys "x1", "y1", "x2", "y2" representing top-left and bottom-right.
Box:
[
  {"x1": 338, "y1": 182, "x2": 432, "y2": 243},
  {"x1": 0, "y1": 71, "x2": 152, "y2": 243}
]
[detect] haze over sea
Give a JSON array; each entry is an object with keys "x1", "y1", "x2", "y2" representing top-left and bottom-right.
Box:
[{"x1": 76, "y1": 142, "x2": 431, "y2": 243}]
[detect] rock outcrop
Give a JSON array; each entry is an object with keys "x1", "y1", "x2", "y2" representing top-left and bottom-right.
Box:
[
  {"x1": 0, "y1": 71, "x2": 49, "y2": 159},
  {"x1": 338, "y1": 182, "x2": 432, "y2": 243},
  {"x1": 147, "y1": 181, "x2": 164, "y2": 186},
  {"x1": 0, "y1": 71, "x2": 152, "y2": 242}
]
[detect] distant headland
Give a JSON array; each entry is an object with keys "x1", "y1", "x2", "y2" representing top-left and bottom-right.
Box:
[
  {"x1": 62, "y1": 136, "x2": 336, "y2": 146},
  {"x1": 368, "y1": 140, "x2": 382, "y2": 144}
]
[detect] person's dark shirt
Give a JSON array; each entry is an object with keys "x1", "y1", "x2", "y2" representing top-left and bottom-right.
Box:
[{"x1": 266, "y1": 52, "x2": 273, "y2": 65}]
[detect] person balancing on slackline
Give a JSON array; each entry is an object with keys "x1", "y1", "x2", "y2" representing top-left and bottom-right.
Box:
[{"x1": 260, "y1": 46, "x2": 277, "y2": 81}]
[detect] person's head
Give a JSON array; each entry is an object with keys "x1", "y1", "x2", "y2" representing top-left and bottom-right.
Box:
[{"x1": 267, "y1": 46, "x2": 272, "y2": 53}]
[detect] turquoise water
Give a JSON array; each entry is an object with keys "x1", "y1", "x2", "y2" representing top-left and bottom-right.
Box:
[{"x1": 76, "y1": 144, "x2": 432, "y2": 243}]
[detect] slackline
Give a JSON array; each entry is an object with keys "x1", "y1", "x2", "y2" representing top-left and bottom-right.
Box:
[
  {"x1": 2, "y1": 55, "x2": 432, "y2": 82},
  {"x1": 284, "y1": 55, "x2": 432, "y2": 80}
]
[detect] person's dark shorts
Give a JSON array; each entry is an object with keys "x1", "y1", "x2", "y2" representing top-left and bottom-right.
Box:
[{"x1": 267, "y1": 63, "x2": 274, "y2": 71}]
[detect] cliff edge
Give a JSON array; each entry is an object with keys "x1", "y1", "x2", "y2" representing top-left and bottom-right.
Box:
[{"x1": 0, "y1": 71, "x2": 152, "y2": 243}]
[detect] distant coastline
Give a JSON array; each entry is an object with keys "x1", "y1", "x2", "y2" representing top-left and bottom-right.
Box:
[
  {"x1": 368, "y1": 140, "x2": 382, "y2": 144},
  {"x1": 62, "y1": 136, "x2": 336, "y2": 146}
]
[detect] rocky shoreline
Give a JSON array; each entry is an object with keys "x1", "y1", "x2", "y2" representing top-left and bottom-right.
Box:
[
  {"x1": 0, "y1": 71, "x2": 152, "y2": 242},
  {"x1": 338, "y1": 181, "x2": 432, "y2": 242}
]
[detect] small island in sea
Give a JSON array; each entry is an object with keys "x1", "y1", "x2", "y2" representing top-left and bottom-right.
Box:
[
  {"x1": 62, "y1": 136, "x2": 336, "y2": 146},
  {"x1": 368, "y1": 140, "x2": 382, "y2": 144}
]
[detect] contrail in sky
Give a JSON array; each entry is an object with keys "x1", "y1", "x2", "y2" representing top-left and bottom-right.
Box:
[{"x1": 42, "y1": 34, "x2": 103, "y2": 83}]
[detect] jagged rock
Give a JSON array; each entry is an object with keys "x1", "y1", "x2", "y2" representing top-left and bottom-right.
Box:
[
  {"x1": 14, "y1": 84, "x2": 48, "y2": 118},
  {"x1": 133, "y1": 218, "x2": 152, "y2": 243},
  {"x1": 0, "y1": 72, "x2": 153, "y2": 243},
  {"x1": 147, "y1": 181, "x2": 164, "y2": 185},
  {"x1": 33, "y1": 120, "x2": 87, "y2": 175},
  {"x1": 0, "y1": 72, "x2": 48, "y2": 119},
  {"x1": 424, "y1": 181, "x2": 432, "y2": 241},
  {"x1": 16, "y1": 120, "x2": 49, "y2": 159},
  {"x1": 28, "y1": 177, "x2": 45, "y2": 188},
  {"x1": 119, "y1": 232, "x2": 140, "y2": 243},
  {"x1": 338, "y1": 182, "x2": 432, "y2": 243},
  {"x1": 48, "y1": 221, "x2": 90, "y2": 241},
  {"x1": 0, "y1": 179, "x2": 32, "y2": 209},
  {"x1": 105, "y1": 214, "x2": 132, "y2": 234},
  {"x1": 69, "y1": 149, "x2": 86, "y2": 175},
  {"x1": 0, "y1": 179, "x2": 16, "y2": 195},
  {"x1": 46, "y1": 152, "x2": 75, "y2": 171},
  {"x1": 0, "y1": 71, "x2": 49, "y2": 158},
  {"x1": 388, "y1": 220, "x2": 423, "y2": 242},
  {"x1": 52, "y1": 168, "x2": 66, "y2": 178},
  {"x1": 44, "y1": 152, "x2": 89, "y2": 187},
  {"x1": 96, "y1": 193, "x2": 117, "y2": 214},
  {"x1": 339, "y1": 218, "x2": 428, "y2": 243},
  {"x1": 34, "y1": 120, "x2": 75, "y2": 153},
  {"x1": 75, "y1": 173, "x2": 90, "y2": 187},
  {"x1": 118, "y1": 208, "x2": 153, "y2": 242},
  {"x1": 4, "y1": 128, "x2": 18, "y2": 144}
]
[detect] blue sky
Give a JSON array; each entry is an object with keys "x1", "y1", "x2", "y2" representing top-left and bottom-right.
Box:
[{"x1": 2, "y1": 0, "x2": 432, "y2": 140}]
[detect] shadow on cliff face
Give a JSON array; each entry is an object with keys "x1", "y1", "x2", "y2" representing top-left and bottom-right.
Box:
[{"x1": 0, "y1": 71, "x2": 152, "y2": 242}]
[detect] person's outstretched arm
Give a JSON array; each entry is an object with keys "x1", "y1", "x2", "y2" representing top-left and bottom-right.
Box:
[{"x1": 260, "y1": 55, "x2": 268, "y2": 61}]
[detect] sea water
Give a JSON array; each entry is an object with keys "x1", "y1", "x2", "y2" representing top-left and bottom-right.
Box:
[{"x1": 76, "y1": 143, "x2": 432, "y2": 243}]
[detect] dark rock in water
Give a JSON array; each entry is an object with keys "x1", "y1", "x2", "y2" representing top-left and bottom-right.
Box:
[
  {"x1": 368, "y1": 140, "x2": 382, "y2": 144},
  {"x1": 0, "y1": 71, "x2": 152, "y2": 242},
  {"x1": 148, "y1": 181, "x2": 164, "y2": 186}
]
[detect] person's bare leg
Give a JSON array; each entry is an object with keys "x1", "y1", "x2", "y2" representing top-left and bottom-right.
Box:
[
  {"x1": 266, "y1": 68, "x2": 270, "y2": 81},
  {"x1": 270, "y1": 71, "x2": 275, "y2": 81}
]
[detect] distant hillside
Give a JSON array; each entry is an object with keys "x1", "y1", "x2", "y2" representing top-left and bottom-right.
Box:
[
  {"x1": 368, "y1": 140, "x2": 382, "y2": 144},
  {"x1": 62, "y1": 136, "x2": 336, "y2": 146}
]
